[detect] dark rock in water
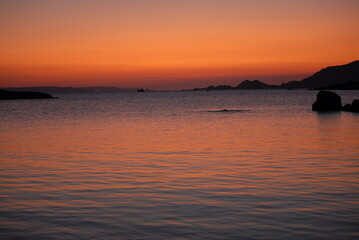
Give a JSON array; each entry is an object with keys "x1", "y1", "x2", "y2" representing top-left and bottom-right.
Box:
[
  {"x1": 351, "y1": 99, "x2": 359, "y2": 112},
  {"x1": 343, "y1": 104, "x2": 352, "y2": 111},
  {"x1": 312, "y1": 91, "x2": 342, "y2": 111},
  {"x1": 342, "y1": 99, "x2": 359, "y2": 112},
  {"x1": 0, "y1": 89, "x2": 54, "y2": 100},
  {"x1": 314, "y1": 92, "x2": 359, "y2": 113}
]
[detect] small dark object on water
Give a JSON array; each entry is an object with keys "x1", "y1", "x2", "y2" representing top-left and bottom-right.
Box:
[
  {"x1": 312, "y1": 91, "x2": 342, "y2": 111},
  {"x1": 0, "y1": 89, "x2": 54, "y2": 100},
  {"x1": 207, "y1": 109, "x2": 248, "y2": 113}
]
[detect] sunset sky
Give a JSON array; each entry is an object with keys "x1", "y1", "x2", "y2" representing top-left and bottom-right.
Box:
[{"x1": 0, "y1": 0, "x2": 358, "y2": 90}]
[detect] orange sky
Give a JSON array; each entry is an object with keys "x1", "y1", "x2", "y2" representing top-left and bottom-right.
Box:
[{"x1": 0, "y1": 0, "x2": 358, "y2": 90}]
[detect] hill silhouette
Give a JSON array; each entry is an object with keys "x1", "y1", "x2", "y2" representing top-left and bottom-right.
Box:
[
  {"x1": 192, "y1": 60, "x2": 359, "y2": 90},
  {"x1": 281, "y1": 60, "x2": 359, "y2": 89},
  {"x1": 314, "y1": 81, "x2": 359, "y2": 90},
  {"x1": 193, "y1": 80, "x2": 280, "y2": 91},
  {"x1": 234, "y1": 80, "x2": 280, "y2": 89}
]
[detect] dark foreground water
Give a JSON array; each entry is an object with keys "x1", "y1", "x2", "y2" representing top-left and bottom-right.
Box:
[{"x1": 1, "y1": 90, "x2": 358, "y2": 239}]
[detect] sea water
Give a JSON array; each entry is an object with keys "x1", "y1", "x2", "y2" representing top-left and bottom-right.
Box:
[{"x1": 0, "y1": 90, "x2": 358, "y2": 239}]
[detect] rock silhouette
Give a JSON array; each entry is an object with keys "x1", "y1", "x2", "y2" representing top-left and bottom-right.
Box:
[
  {"x1": 0, "y1": 89, "x2": 54, "y2": 100},
  {"x1": 312, "y1": 91, "x2": 342, "y2": 111},
  {"x1": 343, "y1": 104, "x2": 352, "y2": 111},
  {"x1": 312, "y1": 91, "x2": 359, "y2": 113},
  {"x1": 343, "y1": 99, "x2": 359, "y2": 112},
  {"x1": 352, "y1": 100, "x2": 359, "y2": 112}
]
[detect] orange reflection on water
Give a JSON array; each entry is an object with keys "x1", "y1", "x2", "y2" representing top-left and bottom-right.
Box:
[{"x1": 1, "y1": 94, "x2": 359, "y2": 239}]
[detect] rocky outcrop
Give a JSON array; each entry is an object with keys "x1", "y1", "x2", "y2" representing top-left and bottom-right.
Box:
[
  {"x1": 353, "y1": 100, "x2": 359, "y2": 112},
  {"x1": 312, "y1": 91, "x2": 358, "y2": 112},
  {"x1": 342, "y1": 99, "x2": 359, "y2": 112},
  {"x1": 312, "y1": 91, "x2": 342, "y2": 111},
  {"x1": 0, "y1": 89, "x2": 54, "y2": 100}
]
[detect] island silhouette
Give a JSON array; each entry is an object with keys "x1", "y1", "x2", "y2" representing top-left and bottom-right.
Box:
[
  {"x1": 193, "y1": 60, "x2": 359, "y2": 91},
  {"x1": 0, "y1": 89, "x2": 54, "y2": 100},
  {"x1": 1, "y1": 60, "x2": 358, "y2": 100}
]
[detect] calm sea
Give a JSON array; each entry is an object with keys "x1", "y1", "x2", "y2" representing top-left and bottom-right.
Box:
[{"x1": 1, "y1": 90, "x2": 358, "y2": 240}]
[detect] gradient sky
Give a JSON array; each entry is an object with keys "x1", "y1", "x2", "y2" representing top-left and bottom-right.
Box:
[{"x1": 0, "y1": 0, "x2": 358, "y2": 90}]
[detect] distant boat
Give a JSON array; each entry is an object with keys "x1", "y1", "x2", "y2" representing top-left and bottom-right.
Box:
[{"x1": 138, "y1": 88, "x2": 146, "y2": 92}]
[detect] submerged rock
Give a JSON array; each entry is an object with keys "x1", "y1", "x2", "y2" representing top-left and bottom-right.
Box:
[
  {"x1": 0, "y1": 89, "x2": 54, "y2": 100},
  {"x1": 312, "y1": 91, "x2": 342, "y2": 111},
  {"x1": 207, "y1": 109, "x2": 248, "y2": 113}
]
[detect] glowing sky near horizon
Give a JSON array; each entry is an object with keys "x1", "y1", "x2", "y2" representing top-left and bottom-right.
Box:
[{"x1": 0, "y1": 0, "x2": 358, "y2": 89}]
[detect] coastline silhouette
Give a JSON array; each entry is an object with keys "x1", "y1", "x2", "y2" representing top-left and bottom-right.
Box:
[{"x1": 192, "y1": 60, "x2": 359, "y2": 91}]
